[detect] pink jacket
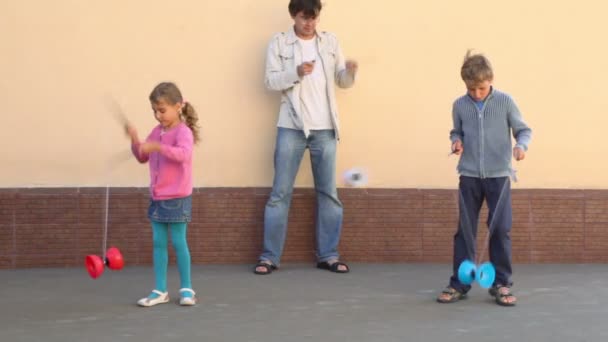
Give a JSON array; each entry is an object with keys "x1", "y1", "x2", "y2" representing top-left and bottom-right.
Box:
[{"x1": 131, "y1": 123, "x2": 193, "y2": 200}]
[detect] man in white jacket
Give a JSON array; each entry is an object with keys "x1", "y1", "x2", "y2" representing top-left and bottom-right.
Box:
[{"x1": 254, "y1": 0, "x2": 358, "y2": 275}]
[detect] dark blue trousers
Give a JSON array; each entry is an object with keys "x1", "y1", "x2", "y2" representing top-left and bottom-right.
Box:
[{"x1": 449, "y1": 176, "x2": 513, "y2": 293}]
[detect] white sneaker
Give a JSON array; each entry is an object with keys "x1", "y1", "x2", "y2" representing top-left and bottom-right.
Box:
[
  {"x1": 179, "y1": 288, "x2": 197, "y2": 306},
  {"x1": 137, "y1": 290, "x2": 170, "y2": 307}
]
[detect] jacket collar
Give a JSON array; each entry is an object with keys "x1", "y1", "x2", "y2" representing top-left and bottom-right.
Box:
[
  {"x1": 466, "y1": 86, "x2": 495, "y2": 103},
  {"x1": 285, "y1": 26, "x2": 324, "y2": 45}
]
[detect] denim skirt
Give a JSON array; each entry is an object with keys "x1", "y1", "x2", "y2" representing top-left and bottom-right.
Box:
[{"x1": 148, "y1": 195, "x2": 192, "y2": 223}]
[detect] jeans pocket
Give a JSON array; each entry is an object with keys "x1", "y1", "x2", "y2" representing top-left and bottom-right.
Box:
[{"x1": 160, "y1": 198, "x2": 183, "y2": 210}]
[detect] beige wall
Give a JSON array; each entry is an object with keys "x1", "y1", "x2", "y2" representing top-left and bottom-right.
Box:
[{"x1": 2, "y1": 0, "x2": 607, "y2": 188}]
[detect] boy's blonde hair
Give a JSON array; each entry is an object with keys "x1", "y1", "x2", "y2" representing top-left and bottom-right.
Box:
[{"x1": 461, "y1": 50, "x2": 493, "y2": 83}]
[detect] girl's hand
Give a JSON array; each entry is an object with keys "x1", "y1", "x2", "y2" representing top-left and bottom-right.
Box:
[
  {"x1": 125, "y1": 123, "x2": 139, "y2": 143},
  {"x1": 139, "y1": 142, "x2": 162, "y2": 154}
]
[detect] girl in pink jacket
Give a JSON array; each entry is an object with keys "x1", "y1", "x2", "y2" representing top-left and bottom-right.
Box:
[{"x1": 127, "y1": 82, "x2": 200, "y2": 307}]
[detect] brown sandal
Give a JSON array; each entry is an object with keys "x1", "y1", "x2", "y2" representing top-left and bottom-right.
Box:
[
  {"x1": 494, "y1": 286, "x2": 517, "y2": 306},
  {"x1": 437, "y1": 287, "x2": 467, "y2": 303}
]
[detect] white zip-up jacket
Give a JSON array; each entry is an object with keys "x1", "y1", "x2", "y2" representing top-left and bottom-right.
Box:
[{"x1": 264, "y1": 27, "x2": 355, "y2": 139}]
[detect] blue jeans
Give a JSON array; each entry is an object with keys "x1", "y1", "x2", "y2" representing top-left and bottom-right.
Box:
[
  {"x1": 259, "y1": 128, "x2": 343, "y2": 266},
  {"x1": 449, "y1": 176, "x2": 513, "y2": 293}
]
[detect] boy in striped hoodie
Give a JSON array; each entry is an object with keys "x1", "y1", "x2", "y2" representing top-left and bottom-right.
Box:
[{"x1": 437, "y1": 51, "x2": 532, "y2": 306}]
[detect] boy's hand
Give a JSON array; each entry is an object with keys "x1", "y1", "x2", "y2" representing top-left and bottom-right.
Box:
[
  {"x1": 451, "y1": 140, "x2": 463, "y2": 155},
  {"x1": 139, "y1": 142, "x2": 162, "y2": 154},
  {"x1": 297, "y1": 61, "x2": 315, "y2": 77},
  {"x1": 513, "y1": 147, "x2": 525, "y2": 161},
  {"x1": 345, "y1": 59, "x2": 358, "y2": 75}
]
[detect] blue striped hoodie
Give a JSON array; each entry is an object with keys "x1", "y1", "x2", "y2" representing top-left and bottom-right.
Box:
[{"x1": 450, "y1": 88, "x2": 532, "y2": 178}]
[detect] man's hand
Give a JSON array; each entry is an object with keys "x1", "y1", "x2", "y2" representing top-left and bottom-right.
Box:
[
  {"x1": 297, "y1": 61, "x2": 315, "y2": 77},
  {"x1": 345, "y1": 59, "x2": 358, "y2": 76}
]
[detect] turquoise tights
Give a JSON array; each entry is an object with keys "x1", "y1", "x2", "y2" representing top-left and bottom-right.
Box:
[{"x1": 149, "y1": 221, "x2": 192, "y2": 298}]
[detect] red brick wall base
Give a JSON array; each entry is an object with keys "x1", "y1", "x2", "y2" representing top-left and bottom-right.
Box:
[{"x1": 1, "y1": 188, "x2": 607, "y2": 269}]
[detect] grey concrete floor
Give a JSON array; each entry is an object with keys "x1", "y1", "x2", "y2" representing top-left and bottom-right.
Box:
[{"x1": 1, "y1": 264, "x2": 607, "y2": 342}]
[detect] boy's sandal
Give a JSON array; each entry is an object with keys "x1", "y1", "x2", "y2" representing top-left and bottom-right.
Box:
[
  {"x1": 494, "y1": 286, "x2": 517, "y2": 306},
  {"x1": 316, "y1": 261, "x2": 350, "y2": 273},
  {"x1": 253, "y1": 261, "x2": 277, "y2": 275},
  {"x1": 137, "y1": 290, "x2": 170, "y2": 307},
  {"x1": 179, "y1": 288, "x2": 197, "y2": 306},
  {"x1": 488, "y1": 285, "x2": 508, "y2": 297},
  {"x1": 436, "y1": 287, "x2": 467, "y2": 303}
]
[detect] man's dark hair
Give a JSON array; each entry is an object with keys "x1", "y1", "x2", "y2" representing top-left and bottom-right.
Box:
[{"x1": 288, "y1": 0, "x2": 322, "y2": 18}]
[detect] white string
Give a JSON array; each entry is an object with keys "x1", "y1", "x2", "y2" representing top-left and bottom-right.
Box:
[
  {"x1": 101, "y1": 149, "x2": 132, "y2": 259},
  {"x1": 476, "y1": 179, "x2": 510, "y2": 265},
  {"x1": 102, "y1": 185, "x2": 109, "y2": 259}
]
